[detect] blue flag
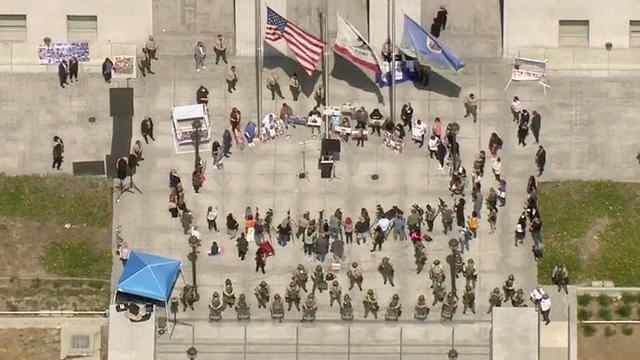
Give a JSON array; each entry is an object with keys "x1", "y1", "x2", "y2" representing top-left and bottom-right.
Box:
[{"x1": 400, "y1": 15, "x2": 464, "y2": 72}]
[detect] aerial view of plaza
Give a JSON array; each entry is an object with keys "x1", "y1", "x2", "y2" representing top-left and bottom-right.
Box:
[{"x1": 0, "y1": 0, "x2": 639, "y2": 359}]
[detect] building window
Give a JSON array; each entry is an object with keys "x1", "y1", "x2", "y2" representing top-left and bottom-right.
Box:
[
  {"x1": 0, "y1": 14, "x2": 27, "y2": 41},
  {"x1": 67, "y1": 15, "x2": 97, "y2": 42},
  {"x1": 558, "y1": 20, "x2": 589, "y2": 47},
  {"x1": 630, "y1": 21, "x2": 640, "y2": 47}
]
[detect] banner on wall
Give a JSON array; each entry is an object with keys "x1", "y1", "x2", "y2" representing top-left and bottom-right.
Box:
[
  {"x1": 38, "y1": 42, "x2": 90, "y2": 64},
  {"x1": 113, "y1": 56, "x2": 137, "y2": 79}
]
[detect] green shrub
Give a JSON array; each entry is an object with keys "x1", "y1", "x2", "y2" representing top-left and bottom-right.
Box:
[
  {"x1": 577, "y1": 309, "x2": 592, "y2": 321},
  {"x1": 88, "y1": 281, "x2": 105, "y2": 290},
  {"x1": 30, "y1": 278, "x2": 41, "y2": 289},
  {"x1": 616, "y1": 305, "x2": 632, "y2": 318},
  {"x1": 621, "y1": 293, "x2": 637, "y2": 305},
  {"x1": 621, "y1": 326, "x2": 634, "y2": 336},
  {"x1": 578, "y1": 294, "x2": 592, "y2": 307},
  {"x1": 598, "y1": 308, "x2": 612, "y2": 321},
  {"x1": 5, "y1": 301, "x2": 18, "y2": 311},
  {"x1": 582, "y1": 324, "x2": 597, "y2": 337},
  {"x1": 598, "y1": 294, "x2": 612, "y2": 307},
  {"x1": 604, "y1": 326, "x2": 616, "y2": 337}
]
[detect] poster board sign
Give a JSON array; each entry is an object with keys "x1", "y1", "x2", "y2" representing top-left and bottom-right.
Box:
[
  {"x1": 505, "y1": 57, "x2": 550, "y2": 95},
  {"x1": 38, "y1": 42, "x2": 89, "y2": 64},
  {"x1": 113, "y1": 56, "x2": 137, "y2": 79},
  {"x1": 376, "y1": 60, "x2": 418, "y2": 87}
]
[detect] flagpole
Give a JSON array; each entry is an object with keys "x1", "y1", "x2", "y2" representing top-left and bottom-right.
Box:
[
  {"x1": 255, "y1": 0, "x2": 263, "y2": 134},
  {"x1": 390, "y1": 0, "x2": 396, "y2": 124},
  {"x1": 321, "y1": 0, "x2": 329, "y2": 139}
]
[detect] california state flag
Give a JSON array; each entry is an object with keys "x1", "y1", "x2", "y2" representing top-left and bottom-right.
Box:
[{"x1": 333, "y1": 14, "x2": 382, "y2": 78}]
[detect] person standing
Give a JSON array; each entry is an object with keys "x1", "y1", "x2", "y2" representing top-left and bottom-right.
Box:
[
  {"x1": 381, "y1": 39, "x2": 391, "y2": 62},
  {"x1": 138, "y1": 48, "x2": 154, "y2": 77},
  {"x1": 213, "y1": 34, "x2": 228, "y2": 64},
  {"x1": 464, "y1": 93, "x2": 478, "y2": 122},
  {"x1": 531, "y1": 110, "x2": 541, "y2": 143},
  {"x1": 492, "y1": 157, "x2": 502, "y2": 181},
  {"x1": 411, "y1": 119, "x2": 427, "y2": 147},
  {"x1": 314, "y1": 85, "x2": 325, "y2": 107},
  {"x1": 229, "y1": 107, "x2": 241, "y2": 134},
  {"x1": 236, "y1": 233, "x2": 248, "y2": 260},
  {"x1": 226, "y1": 65, "x2": 238, "y2": 93},
  {"x1": 517, "y1": 115, "x2": 529, "y2": 146},
  {"x1": 194, "y1": 41, "x2": 206, "y2": 72},
  {"x1": 289, "y1": 73, "x2": 301, "y2": 101},
  {"x1": 68, "y1": 57, "x2": 79, "y2": 83},
  {"x1": 535, "y1": 146, "x2": 546, "y2": 176},
  {"x1": 102, "y1": 58, "x2": 113, "y2": 83},
  {"x1": 539, "y1": 293, "x2": 552, "y2": 325},
  {"x1": 400, "y1": 102, "x2": 414, "y2": 129},
  {"x1": 145, "y1": 36, "x2": 157, "y2": 60},
  {"x1": 141, "y1": 117, "x2": 155, "y2": 144},
  {"x1": 58, "y1": 59, "x2": 69, "y2": 88},
  {"x1": 255, "y1": 247, "x2": 266, "y2": 274},
  {"x1": 510, "y1": 96, "x2": 522, "y2": 122},
  {"x1": 267, "y1": 72, "x2": 285, "y2": 100},
  {"x1": 197, "y1": 85, "x2": 209, "y2": 105},
  {"x1": 552, "y1": 264, "x2": 569, "y2": 294},
  {"x1": 430, "y1": 19, "x2": 441, "y2": 38},
  {"x1": 52, "y1": 136, "x2": 64, "y2": 170},
  {"x1": 436, "y1": 5, "x2": 448, "y2": 31},
  {"x1": 206, "y1": 206, "x2": 219, "y2": 232}
]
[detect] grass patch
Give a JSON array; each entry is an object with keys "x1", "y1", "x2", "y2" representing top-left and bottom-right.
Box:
[
  {"x1": 0, "y1": 174, "x2": 112, "y2": 227},
  {"x1": 598, "y1": 294, "x2": 612, "y2": 307},
  {"x1": 598, "y1": 308, "x2": 613, "y2": 321},
  {"x1": 621, "y1": 293, "x2": 638, "y2": 305},
  {"x1": 616, "y1": 305, "x2": 633, "y2": 318},
  {"x1": 582, "y1": 324, "x2": 597, "y2": 337},
  {"x1": 41, "y1": 238, "x2": 111, "y2": 278},
  {"x1": 578, "y1": 294, "x2": 592, "y2": 307},
  {"x1": 537, "y1": 181, "x2": 640, "y2": 286},
  {"x1": 604, "y1": 326, "x2": 616, "y2": 337},
  {"x1": 621, "y1": 326, "x2": 634, "y2": 336},
  {"x1": 578, "y1": 309, "x2": 592, "y2": 321}
]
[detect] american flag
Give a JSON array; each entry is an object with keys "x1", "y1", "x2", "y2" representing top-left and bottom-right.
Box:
[{"x1": 265, "y1": 7, "x2": 325, "y2": 76}]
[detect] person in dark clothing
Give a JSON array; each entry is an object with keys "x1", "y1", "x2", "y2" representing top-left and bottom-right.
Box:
[
  {"x1": 196, "y1": 85, "x2": 209, "y2": 105},
  {"x1": 68, "y1": 57, "x2": 79, "y2": 83},
  {"x1": 369, "y1": 108, "x2": 383, "y2": 136},
  {"x1": 141, "y1": 117, "x2": 155, "y2": 143},
  {"x1": 430, "y1": 19, "x2": 441, "y2": 38},
  {"x1": 52, "y1": 136, "x2": 64, "y2": 170},
  {"x1": 530, "y1": 111, "x2": 541, "y2": 143},
  {"x1": 436, "y1": 141, "x2": 447, "y2": 169},
  {"x1": 454, "y1": 198, "x2": 466, "y2": 228},
  {"x1": 102, "y1": 58, "x2": 113, "y2": 83},
  {"x1": 255, "y1": 247, "x2": 266, "y2": 274},
  {"x1": 222, "y1": 130, "x2": 233, "y2": 157},
  {"x1": 400, "y1": 102, "x2": 414, "y2": 129},
  {"x1": 58, "y1": 60, "x2": 69, "y2": 88},
  {"x1": 370, "y1": 226, "x2": 384, "y2": 252},
  {"x1": 355, "y1": 121, "x2": 367, "y2": 147},
  {"x1": 138, "y1": 48, "x2": 154, "y2": 77},
  {"x1": 535, "y1": 146, "x2": 546, "y2": 176},
  {"x1": 436, "y1": 6, "x2": 448, "y2": 31},
  {"x1": 237, "y1": 233, "x2": 248, "y2": 260},
  {"x1": 517, "y1": 118, "x2": 529, "y2": 147},
  {"x1": 394, "y1": 122, "x2": 405, "y2": 139}
]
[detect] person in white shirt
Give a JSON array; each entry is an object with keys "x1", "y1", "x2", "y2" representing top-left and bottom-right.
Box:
[
  {"x1": 539, "y1": 293, "x2": 551, "y2": 325},
  {"x1": 119, "y1": 241, "x2": 130, "y2": 266},
  {"x1": 194, "y1": 41, "x2": 206, "y2": 71},
  {"x1": 510, "y1": 96, "x2": 522, "y2": 122},
  {"x1": 207, "y1": 206, "x2": 219, "y2": 231},
  {"x1": 428, "y1": 135, "x2": 439, "y2": 159},
  {"x1": 411, "y1": 119, "x2": 428, "y2": 147},
  {"x1": 529, "y1": 287, "x2": 546, "y2": 306},
  {"x1": 492, "y1": 157, "x2": 502, "y2": 181}
]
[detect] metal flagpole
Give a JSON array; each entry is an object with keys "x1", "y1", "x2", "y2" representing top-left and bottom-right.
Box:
[
  {"x1": 255, "y1": 0, "x2": 263, "y2": 134},
  {"x1": 390, "y1": 0, "x2": 396, "y2": 123},
  {"x1": 321, "y1": 0, "x2": 330, "y2": 139}
]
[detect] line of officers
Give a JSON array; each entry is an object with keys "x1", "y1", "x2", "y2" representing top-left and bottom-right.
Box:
[{"x1": 195, "y1": 257, "x2": 480, "y2": 323}]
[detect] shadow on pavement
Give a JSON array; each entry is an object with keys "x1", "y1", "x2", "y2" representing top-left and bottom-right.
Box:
[
  {"x1": 413, "y1": 69, "x2": 462, "y2": 98},
  {"x1": 263, "y1": 42, "x2": 321, "y2": 97},
  {"x1": 330, "y1": 54, "x2": 384, "y2": 104}
]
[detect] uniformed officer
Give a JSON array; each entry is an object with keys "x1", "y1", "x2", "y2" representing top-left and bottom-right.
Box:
[
  {"x1": 462, "y1": 284, "x2": 476, "y2": 314},
  {"x1": 270, "y1": 293, "x2": 285, "y2": 322},
  {"x1": 235, "y1": 293, "x2": 250, "y2": 320},
  {"x1": 180, "y1": 284, "x2": 197, "y2": 311},
  {"x1": 363, "y1": 289, "x2": 379, "y2": 319},
  {"x1": 301, "y1": 293, "x2": 318, "y2": 322},
  {"x1": 340, "y1": 294, "x2": 354, "y2": 320},
  {"x1": 414, "y1": 243, "x2": 428, "y2": 274},
  {"x1": 429, "y1": 260, "x2": 446, "y2": 288},
  {"x1": 503, "y1": 274, "x2": 516, "y2": 303},
  {"x1": 487, "y1": 287, "x2": 503, "y2": 314},
  {"x1": 347, "y1": 261, "x2": 363, "y2": 291},
  {"x1": 512, "y1": 288, "x2": 528, "y2": 307},
  {"x1": 285, "y1": 281, "x2": 301, "y2": 311},
  {"x1": 329, "y1": 280, "x2": 342, "y2": 307},
  {"x1": 552, "y1": 264, "x2": 569, "y2": 294},
  {"x1": 255, "y1": 281, "x2": 270, "y2": 309},
  {"x1": 378, "y1": 257, "x2": 395, "y2": 287},
  {"x1": 223, "y1": 278, "x2": 236, "y2": 308},
  {"x1": 432, "y1": 281, "x2": 446, "y2": 306},
  {"x1": 441, "y1": 291, "x2": 459, "y2": 322},
  {"x1": 414, "y1": 295, "x2": 430, "y2": 320},
  {"x1": 311, "y1": 265, "x2": 328, "y2": 294},
  {"x1": 385, "y1": 293, "x2": 402, "y2": 321},
  {"x1": 209, "y1": 291, "x2": 224, "y2": 321},
  {"x1": 293, "y1": 263, "x2": 309, "y2": 292},
  {"x1": 463, "y1": 259, "x2": 478, "y2": 289}
]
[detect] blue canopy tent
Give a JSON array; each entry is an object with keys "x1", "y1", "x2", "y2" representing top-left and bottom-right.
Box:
[{"x1": 117, "y1": 250, "x2": 181, "y2": 305}]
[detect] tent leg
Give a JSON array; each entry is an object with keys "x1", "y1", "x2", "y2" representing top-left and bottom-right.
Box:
[{"x1": 504, "y1": 78, "x2": 513, "y2": 91}]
